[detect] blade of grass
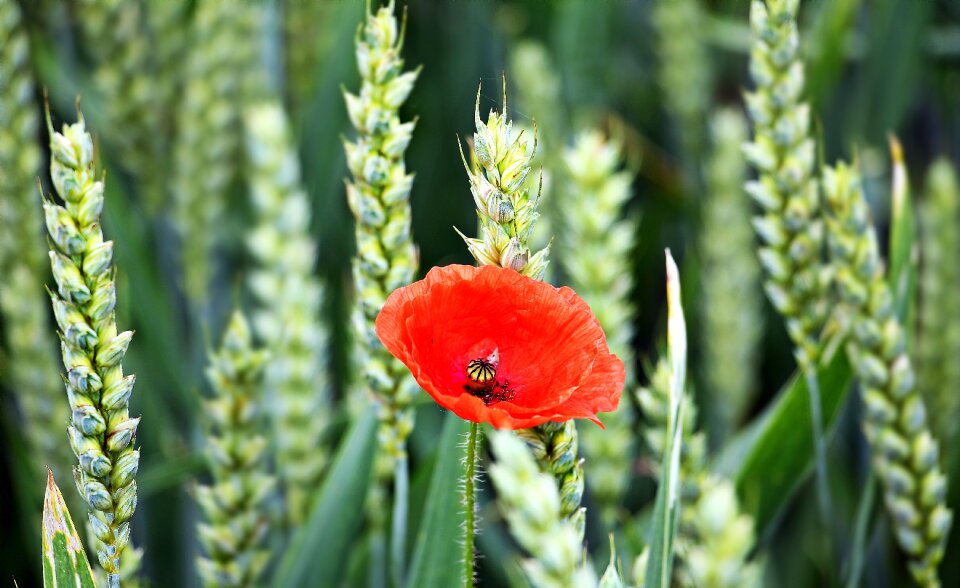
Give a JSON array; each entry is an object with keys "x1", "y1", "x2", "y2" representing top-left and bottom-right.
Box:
[
  {"x1": 726, "y1": 342, "x2": 853, "y2": 532},
  {"x1": 274, "y1": 411, "x2": 377, "y2": 588},
  {"x1": 406, "y1": 413, "x2": 471, "y2": 588},
  {"x1": 844, "y1": 474, "x2": 879, "y2": 588},
  {"x1": 645, "y1": 251, "x2": 686, "y2": 588},
  {"x1": 42, "y1": 471, "x2": 97, "y2": 588}
]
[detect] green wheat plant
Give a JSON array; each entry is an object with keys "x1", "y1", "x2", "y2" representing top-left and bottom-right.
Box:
[
  {"x1": 653, "y1": 0, "x2": 711, "y2": 174},
  {"x1": 509, "y1": 40, "x2": 564, "y2": 260},
  {"x1": 742, "y1": 0, "x2": 833, "y2": 524},
  {"x1": 0, "y1": 0, "x2": 71, "y2": 480},
  {"x1": 146, "y1": 1, "x2": 189, "y2": 121},
  {"x1": 700, "y1": 108, "x2": 764, "y2": 438},
  {"x1": 456, "y1": 86, "x2": 593, "y2": 585},
  {"x1": 637, "y1": 356, "x2": 760, "y2": 587},
  {"x1": 42, "y1": 108, "x2": 139, "y2": 588},
  {"x1": 342, "y1": 3, "x2": 420, "y2": 582},
  {"x1": 743, "y1": 0, "x2": 830, "y2": 371},
  {"x1": 559, "y1": 129, "x2": 635, "y2": 526},
  {"x1": 195, "y1": 310, "x2": 273, "y2": 588},
  {"x1": 916, "y1": 159, "x2": 960, "y2": 449},
  {"x1": 343, "y1": 0, "x2": 420, "y2": 463},
  {"x1": 823, "y1": 162, "x2": 952, "y2": 588},
  {"x1": 172, "y1": 0, "x2": 260, "y2": 303},
  {"x1": 458, "y1": 83, "x2": 549, "y2": 280},
  {"x1": 488, "y1": 430, "x2": 599, "y2": 588},
  {"x1": 283, "y1": 0, "x2": 338, "y2": 123},
  {"x1": 638, "y1": 251, "x2": 759, "y2": 588},
  {"x1": 244, "y1": 100, "x2": 330, "y2": 525}
]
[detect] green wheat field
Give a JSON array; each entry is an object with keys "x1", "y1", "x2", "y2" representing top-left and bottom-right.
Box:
[{"x1": 2, "y1": 0, "x2": 960, "y2": 586}]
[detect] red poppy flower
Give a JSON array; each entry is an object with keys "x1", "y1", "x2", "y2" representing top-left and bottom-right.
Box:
[{"x1": 375, "y1": 264, "x2": 625, "y2": 429}]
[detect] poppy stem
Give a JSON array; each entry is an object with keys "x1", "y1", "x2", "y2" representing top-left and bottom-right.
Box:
[{"x1": 463, "y1": 421, "x2": 480, "y2": 587}]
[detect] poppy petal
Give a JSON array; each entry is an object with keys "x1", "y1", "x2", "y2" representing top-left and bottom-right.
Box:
[{"x1": 375, "y1": 264, "x2": 625, "y2": 430}]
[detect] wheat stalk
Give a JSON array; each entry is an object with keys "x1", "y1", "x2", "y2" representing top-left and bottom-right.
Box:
[
  {"x1": 559, "y1": 130, "x2": 635, "y2": 526},
  {"x1": 701, "y1": 108, "x2": 764, "y2": 438},
  {"x1": 743, "y1": 0, "x2": 833, "y2": 526},
  {"x1": 916, "y1": 158, "x2": 960, "y2": 449},
  {"x1": 172, "y1": 0, "x2": 261, "y2": 304},
  {"x1": 823, "y1": 162, "x2": 952, "y2": 587},
  {"x1": 243, "y1": 100, "x2": 331, "y2": 526},
  {"x1": 636, "y1": 356, "x2": 760, "y2": 587},
  {"x1": 488, "y1": 431, "x2": 598, "y2": 588},
  {"x1": 458, "y1": 82, "x2": 548, "y2": 278},
  {"x1": 508, "y1": 40, "x2": 564, "y2": 269},
  {"x1": 283, "y1": 0, "x2": 337, "y2": 123},
  {"x1": 147, "y1": 0, "x2": 189, "y2": 147},
  {"x1": 196, "y1": 310, "x2": 274, "y2": 588},
  {"x1": 43, "y1": 108, "x2": 139, "y2": 588},
  {"x1": 653, "y1": 0, "x2": 711, "y2": 171},
  {"x1": 343, "y1": 0, "x2": 420, "y2": 462},
  {"x1": 743, "y1": 0, "x2": 830, "y2": 369},
  {"x1": 459, "y1": 84, "x2": 594, "y2": 544}
]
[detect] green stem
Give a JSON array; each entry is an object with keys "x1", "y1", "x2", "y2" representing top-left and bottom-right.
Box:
[
  {"x1": 804, "y1": 366, "x2": 831, "y2": 524},
  {"x1": 805, "y1": 364, "x2": 839, "y2": 573},
  {"x1": 846, "y1": 473, "x2": 878, "y2": 588},
  {"x1": 391, "y1": 452, "x2": 409, "y2": 588},
  {"x1": 463, "y1": 422, "x2": 479, "y2": 588}
]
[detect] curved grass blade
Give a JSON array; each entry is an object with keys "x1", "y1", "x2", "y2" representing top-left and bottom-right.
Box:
[
  {"x1": 645, "y1": 251, "x2": 686, "y2": 588},
  {"x1": 274, "y1": 411, "x2": 377, "y2": 588},
  {"x1": 725, "y1": 339, "x2": 853, "y2": 531},
  {"x1": 42, "y1": 470, "x2": 97, "y2": 588},
  {"x1": 406, "y1": 413, "x2": 471, "y2": 588}
]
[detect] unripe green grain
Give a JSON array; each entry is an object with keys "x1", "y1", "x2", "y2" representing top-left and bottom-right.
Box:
[
  {"x1": 244, "y1": 100, "x2": 331, "y2": 526},
  {"x1": 173, "y1": 0, "x2": 261, "y2": 303},
  {"x1": 488, "y1": 431, "x2": 598, "y2": 588},
  {"x1": 823, "y1": 163, "x2": 952, "y2": 588},
  {"x1": 701, "y1": 109, "x2": 764, "y2": 438},
  {"x1": 654, "y1": 0, "x2": 711, "y2": 173},
  {"x1": 637, "y1": 357, "x2": 760, "y2": 587},
  {"x1": 43, "y1": 109, "x2": 138, "y2": 588},
  {"x1": 915, "y1": 159, "x2": 960, "y2": 449},
  {"x1": 343, "y1": 0, "x2": 420, "y2": 462},
  {"x1": 560, "y1": 130, "x2": 635, "y2": 526},
  {"x1": 460, "y1": 85, "x2": 592, "y2": 544},
  {"x1": 744, "y1": 0, "x2": 830, "y2": 369},
  {"x1": 75, "y1": 0, "x2": 164, "y2": 207},
  {"x1": 196, "y1": 311, "x2": 274, "y2": 588}
]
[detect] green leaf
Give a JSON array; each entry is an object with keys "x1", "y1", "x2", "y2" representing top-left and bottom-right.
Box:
[
  {"x1": 42, "y1": 470, "x2": 98, "y2": 588},
  {"x1": 645, "y1": 251, "x2": 686, "y2": 588},
  {"x1": 721, "y1": 341, "x2": 853, "y2": 531},
  {"x1": 273, "y1": 411, "x2": 377, "y2": 588},
  {"x1": 406, "y1": 413, "x2": 471, "y2": 588}
]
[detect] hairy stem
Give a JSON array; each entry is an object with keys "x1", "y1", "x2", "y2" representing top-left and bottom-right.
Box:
[{"x1": 463, "y1": 422, "x2": 479, "y2": 588}]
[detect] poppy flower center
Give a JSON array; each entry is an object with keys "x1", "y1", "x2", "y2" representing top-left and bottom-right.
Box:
[{"x1": 463, "y1": 349, "x2": 515, "y2": 406}]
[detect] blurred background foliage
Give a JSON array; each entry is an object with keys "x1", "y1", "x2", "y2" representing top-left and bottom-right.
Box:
[{"x1": 2, "y1": 0, "x2": 960, "y2": 586}]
